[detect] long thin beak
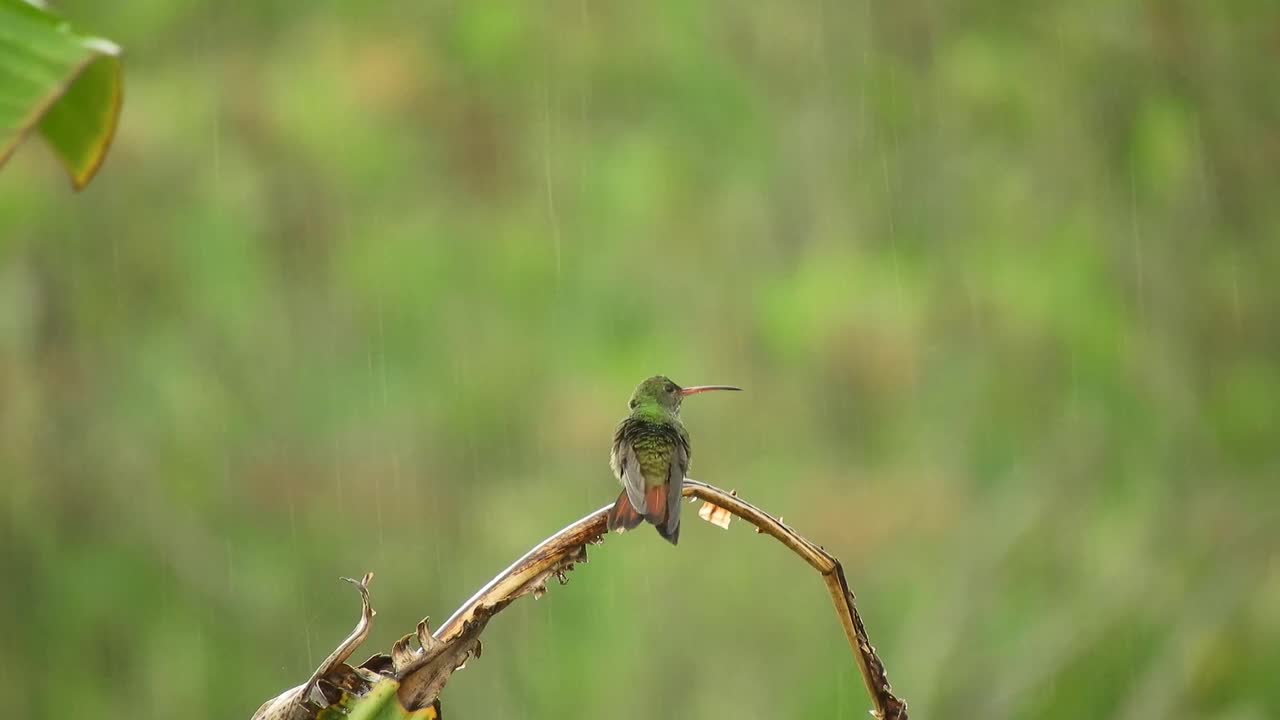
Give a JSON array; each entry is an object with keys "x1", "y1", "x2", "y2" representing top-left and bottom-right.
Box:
[{"x1": 679, "y1": 385, "x2": 743, "y2": 396}]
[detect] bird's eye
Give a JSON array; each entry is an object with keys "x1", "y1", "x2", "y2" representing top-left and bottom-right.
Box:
[
  {"x1": 665, "y1": 383, "x2": 677, "y2": 393},
  {"x1": 629, "y1": 399, "x2": 638, "y2": 409}
]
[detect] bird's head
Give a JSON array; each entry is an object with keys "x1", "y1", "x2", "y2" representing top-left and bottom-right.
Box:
[{"x1": 628, "y1": 375, "x2": 741, "y2": 414}]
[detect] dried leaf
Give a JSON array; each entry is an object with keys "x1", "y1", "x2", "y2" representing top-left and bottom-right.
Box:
[
  {"x1": 698, "y1": 500, "x2": 732, "y2": 529},
  {"x1": 391, "y1": 633, "x2": 418, "y2": 674},
  {"x1": 415, "y1": 618, "x2": 438, "y2": 654},
  {"x1": 251, "y1": 573, "x2": 376, "y2": 720}
]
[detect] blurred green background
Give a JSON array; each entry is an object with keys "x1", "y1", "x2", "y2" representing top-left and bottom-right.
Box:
[{"x1": 2, "y1": 2, "x2": 1278, "y2": 718}]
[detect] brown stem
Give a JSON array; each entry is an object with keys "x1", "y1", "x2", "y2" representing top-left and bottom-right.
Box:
[{"x1": 411, "y1": 479, "x2": 908, "y2": 720}]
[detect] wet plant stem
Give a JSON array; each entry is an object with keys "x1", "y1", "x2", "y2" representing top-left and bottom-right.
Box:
[{"x1": 426, "y1": 478, "x2": 908, "y2": 720}]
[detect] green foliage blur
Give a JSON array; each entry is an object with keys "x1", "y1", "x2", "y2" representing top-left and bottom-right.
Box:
[{"x1": 2, "y1": 2, "x2": 1277, "y2": 719}]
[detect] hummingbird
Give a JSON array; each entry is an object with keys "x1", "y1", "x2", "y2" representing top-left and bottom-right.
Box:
[{"x1": 606, "y1": 375, "x2": 741, "y2": 545}]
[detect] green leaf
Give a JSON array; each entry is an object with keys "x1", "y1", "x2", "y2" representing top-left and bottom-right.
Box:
[
  {"x1": 317, "y1": 679, "x2": 441, "y2": 720},
  {"x1": 0, "y1": 0, "x2": 122, "y2": 189}
]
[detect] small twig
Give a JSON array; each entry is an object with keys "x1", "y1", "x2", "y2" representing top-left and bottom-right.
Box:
[{"x1": 417, "y1": 479, "x2": 908, "y2": 719}]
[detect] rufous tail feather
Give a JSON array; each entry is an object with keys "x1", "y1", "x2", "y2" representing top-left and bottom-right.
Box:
[
  {"x1": 648, "y1": 484, "x2": 679, "y2": 546},
  {"x1": 644, "y1": 485, "x2": 667, "y2": 525},
  {"x1": 606, "y1": 490, "x2": 643, "y2": 533}
]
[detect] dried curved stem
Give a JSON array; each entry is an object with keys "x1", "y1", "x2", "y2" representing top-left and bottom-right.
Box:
[
  {"x1": 251, "y1": 573, "x2": 377, "y2": 720},
  {"x1": 682, "y1": 480, "x2": 908, "y2": 720},
  {"x1": 417, "y1": 479, "x2": 908, "y2": 720}
]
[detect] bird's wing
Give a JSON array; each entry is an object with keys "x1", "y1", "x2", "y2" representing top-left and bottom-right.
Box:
[
  {"x1": 611, "y1": 425, "x2": 648, "y2": 515},
  {"x1": 663, "y1": 432, "x2": 691, "y2": 540}
]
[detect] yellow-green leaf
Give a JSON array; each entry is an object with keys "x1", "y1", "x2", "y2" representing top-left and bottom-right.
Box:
[
  {"x1": 0, "y1": 0, "x2": 122, "y2": 189},
  {"x1": 317, "y1": 679, "x2": 440, "y2": 720}
]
